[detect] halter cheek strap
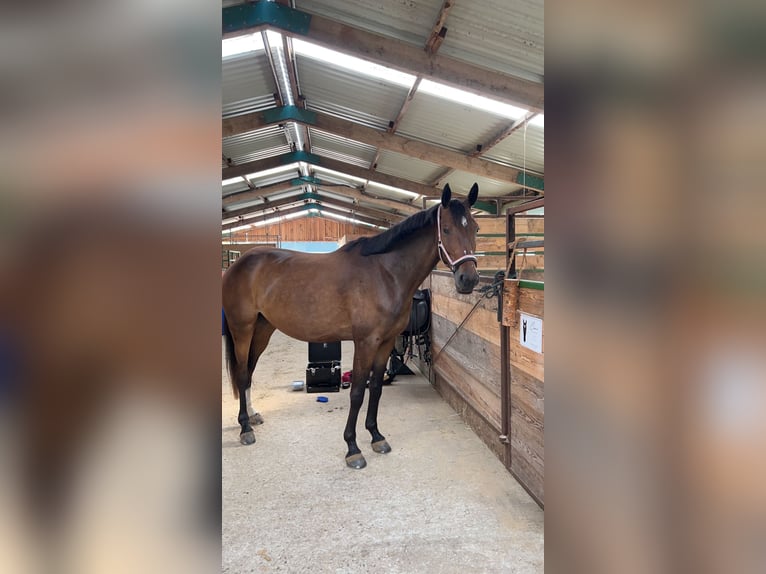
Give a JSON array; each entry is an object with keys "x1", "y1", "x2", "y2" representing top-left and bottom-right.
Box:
[{"x1": 437, "y1": 205, "x2": 478, "y2": 272}]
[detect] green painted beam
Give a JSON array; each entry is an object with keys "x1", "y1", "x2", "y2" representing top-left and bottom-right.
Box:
[
  {"x1": 473, "y1": 200, "x2": 498, "y2": 214},
  {"x1": 262, "y1": 105, "x2": 317, "y2": 125},
  {"x1": 515, "y1": 172, "x2": 544, "y2": 191},
  {"x1": 290, "y1": 176, "x2": 323, "y2": 186},
  {"x1": 223, "y1": 2, "x2": 311, "y2": 35},
  {"x1": 278, "y1": 150, "x2": 323, "y2": 165},
  {"x1": 519, "y1": 279, "x2": 544, "y2": 290}
]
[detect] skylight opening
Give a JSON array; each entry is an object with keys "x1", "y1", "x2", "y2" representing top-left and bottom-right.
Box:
[
  {"x1": 222, "y1": 33, "x2": 265, "y2": 59},
  {"x1": 242, "y1": 162, "x2": 300, "y2": 183},
  {"x1": 225, "y1": 224, "x2": 252, "y2": 233},
  {"x1": 223, "y1": 176, "x2": 245, "y2": 187},
  {"x1": 252, "y1": 210, "x2": 306, "y2": 227},
  {"x1": 292, "y1": 38, "x2": 416, "y2": 89},
  {"x1": 321, "y1": 210, "x2": 384, "y2": 229},
  {"x1": 529, "y1": 114, "x2": 544, "y2": 128},
  {"x1": 366, "y1": 181, "x2": 420, "y2": 200},
  {"x1": 418, "y1": 79, "x2": 528, "y2": 120}
]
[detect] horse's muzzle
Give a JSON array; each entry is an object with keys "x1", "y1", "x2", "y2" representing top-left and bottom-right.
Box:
[{"x1": 454, "y1": 262, "x2": 480, "y2": 294}]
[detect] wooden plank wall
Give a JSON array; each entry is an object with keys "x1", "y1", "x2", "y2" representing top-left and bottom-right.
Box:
[
  {"x1": 506, "y1": 283, "x2": 545, "y2": 504},
  {"x1": 417, "y1": 271, "x2": 506, "y2": 462},
  {"x1": 223, "y1": 217, "x2": 376, "y2": 243},
  {"x1": 416, "y1": 211, "x2": 544, "y2": 506}
]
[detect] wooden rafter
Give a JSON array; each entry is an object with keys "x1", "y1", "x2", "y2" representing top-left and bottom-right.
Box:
[
  {"x1": 223, "y1": 108, "x2": 534, "y2": 185},
  {"x1": 425, "y1": 1, "x2": 454, "y2": 55},
  {"x1": 223, "y1": 154, "x2": 438, "y2": 199}
]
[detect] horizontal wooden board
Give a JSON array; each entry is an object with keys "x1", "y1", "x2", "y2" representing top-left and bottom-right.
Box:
[
  {"x1": 432, "y1": 343, "x2": 501, "y2": 428},
  {"x1": 477, "y1": 255, "x2": 506, "y2": 270},
  {"x1": 430, "y1": 294, "x2": 500, "y2": 346},
  {"x1": 476, "y1": 236, "x2": 507, "y2": 252},
  {"x1": 508, "y1": 326, "x2": 544, "y2": 381},
  {"x1": 502, "y1": 282, "x2": 544, "y2": 326},
  {"x1": 431, "y1": 370, "x2": 506, "y2": 463},
  {"x1": 511, "y1": 440, "x2": 544, "y2": 503},
  {"x1": 430, "y1": 314, "x2": 501, "y2": 396},
  {"x1": 474, "y1": 216, "x2": 505, "y2": 235},
  {"x1": 515, "y1": 217, "x2": 544, "y2": 235}
]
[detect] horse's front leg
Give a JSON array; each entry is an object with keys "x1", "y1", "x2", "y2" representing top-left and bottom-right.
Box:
[
  {"x1": 365, "y1": 338, "x2": 396, "y2": 454},
  {"x1": 343, "y1": 341, "x2": 376, "y2": 469}
]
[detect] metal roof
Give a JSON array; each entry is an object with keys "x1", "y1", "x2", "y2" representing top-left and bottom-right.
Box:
[
  {"x1": 308, "y1": 127, "x2": 377, "y2": 168},
  {"x1": 439, "y1": 0, "x2": 544, "y2": 82},
  {"x1": 221, "y1": 1, "x2": 543, "y2": 228},
  {"x1": 483, "y1": 122, "x2": 545, "y2": 174},
  {"x1": 395, "y1": 90, "x2": 511, "y2": 154},
  {"x1": 297, "y1": 54, "x2": 410, "y2": 130},
  {"x1": 295, "y1": 0, "x2": 444, "y2": 47},
  {"x1": 222, "y1": 52, "x2": 277, "y2": 118}
]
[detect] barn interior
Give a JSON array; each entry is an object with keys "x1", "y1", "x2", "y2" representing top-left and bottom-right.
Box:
[{"x1": 221, "y1": 1, "x2": 544, "y2": 572}]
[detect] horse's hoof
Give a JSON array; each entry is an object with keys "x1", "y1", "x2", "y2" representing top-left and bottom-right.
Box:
[
  {"x1": 240, "y1": 431, "x2": 256, "y2": 445},
  {"x1": 249, "y1": 413, "x2": 264, "y2": 426},
  {"x1": 371, "y1": 439, "x2": 392, "y2": 454},
  {"x1": 345, "y1": 453, "x2": 367, "y2": 469}
]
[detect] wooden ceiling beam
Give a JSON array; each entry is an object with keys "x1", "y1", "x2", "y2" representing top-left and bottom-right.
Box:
[
  {"x1": 425, "y1": 1, "x2": 454, "y2": 55},
  {"x1": 223, "y1": 107, "x2": 536, "y2": 186},
  {"x1": 223, "y1": 153, "x2": 438, "y2": 200}
]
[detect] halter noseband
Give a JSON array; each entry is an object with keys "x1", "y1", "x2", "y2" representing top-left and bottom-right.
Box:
[{"x1": 437, "y1": 205, "x2": 478, "y2": 273}]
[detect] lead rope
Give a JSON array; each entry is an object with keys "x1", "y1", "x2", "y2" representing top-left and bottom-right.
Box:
[{"x1": 430, "y1": 272, "x2": 505, "y2": 369}]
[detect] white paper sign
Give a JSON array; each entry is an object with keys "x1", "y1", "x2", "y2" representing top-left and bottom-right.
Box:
[{"x1": 519, "y1": 313, "x2": 543, "y2": 354}]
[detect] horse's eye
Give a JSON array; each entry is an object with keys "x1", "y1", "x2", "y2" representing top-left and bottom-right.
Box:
[{"x1": 442, "y1": 228, "x2": 450, "y2": 235}]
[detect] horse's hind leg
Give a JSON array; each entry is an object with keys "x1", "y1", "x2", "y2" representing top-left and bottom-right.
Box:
[
  {"x1": 366, "y1": 338, "x2": 396, "y2": 454},
  {"x1": 230, "y1": 323, "x2": 257, "y2": 444},
  {"x1": 245, "y1": 315, "x2": 276, "y2": 427}
]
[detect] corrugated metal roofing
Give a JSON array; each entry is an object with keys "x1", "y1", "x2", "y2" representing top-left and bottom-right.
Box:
[
  {"x1": 443, "y1": 171, "x2": 524, "y2": 198},
  {"x1": 222, "y1": 1, "x2": 543, "y2": 224},
  {"x1": 396, "y1": 91, "x2": 510, "y2": 154},
  {"x1": 222, "y1": 126, "x2": 290, "y2": 164},
  {"x1": 295, "y1": 0, "x2": 444, "y2": 47},
  {"x1": 439, "y1": 0, "x2": 544, "y2": 83},
  {"x1": 296, "y1": 55, "x2": 409, "y2": 130},
  {"x1": 243, "y1": 164, "x2": 303, "y2": 188},
  {"x1": 222, "y1": 52, "x2": 278, "y2": 118},
  {"x1": 375, "y1": 150, "x2": 443, "y2": 186},
  {"x1": 482, "y1": 123, "x2": 544, "y2": 174},
  {"x1": 309, "y1": 127, "x2": 377, "y2": 168},
  {"x1": 222, "y1": 179, "x2": 251, "y2": 197}
]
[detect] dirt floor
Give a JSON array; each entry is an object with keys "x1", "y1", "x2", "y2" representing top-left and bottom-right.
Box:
[{"x1": 222, "y1": 331, "x2": 543, "y2": 573}]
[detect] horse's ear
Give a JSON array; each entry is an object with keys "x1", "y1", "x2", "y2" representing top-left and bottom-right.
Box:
[
  {"x1": 441, "y1": 184, "x2": 451, "y2": 207},
  {"x1": 467, "y1": 183, "x2": 479, "y2": 206}
]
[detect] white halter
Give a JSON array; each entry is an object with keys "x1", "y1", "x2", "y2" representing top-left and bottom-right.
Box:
[{"x1": 437, "y1": 205, "x2": 478, "y2": 272}]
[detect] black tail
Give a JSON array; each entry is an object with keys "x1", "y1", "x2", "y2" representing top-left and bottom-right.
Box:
[{"x1": 222, "y1": 312, "x2": 239, "y2": 399}]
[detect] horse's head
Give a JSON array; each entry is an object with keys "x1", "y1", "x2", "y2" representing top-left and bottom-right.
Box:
[{"x1": 437, "y1": 183, "x2": 480, "y2": 294}]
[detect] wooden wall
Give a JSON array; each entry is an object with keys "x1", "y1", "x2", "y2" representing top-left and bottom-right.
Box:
[
  {"x1": 417, "y1": 271, "x2": 507, "y2": 461},
  {"x1": 505, "y1": 281, "x2": 545, "y2": 504},
  {"x1": 223, "y1": 217, "x2": 376, "y2": 244},
  {"x1": 416, "y1": 211, "x2": 544, "y2": 506}
]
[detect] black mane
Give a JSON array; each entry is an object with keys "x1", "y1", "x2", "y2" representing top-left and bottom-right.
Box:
[{"x1": 341, "y1": 201, "x2": 467, "y2": 256}]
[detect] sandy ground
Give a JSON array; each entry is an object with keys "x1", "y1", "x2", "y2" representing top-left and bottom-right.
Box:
[{"x1": 222, "y1": 331, "x2": 543, "y2": 573}]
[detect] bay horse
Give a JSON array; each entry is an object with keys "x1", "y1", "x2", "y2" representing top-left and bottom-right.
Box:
[{"x1": 222, "y1": 183, "x2": 480, "y2": 468}]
